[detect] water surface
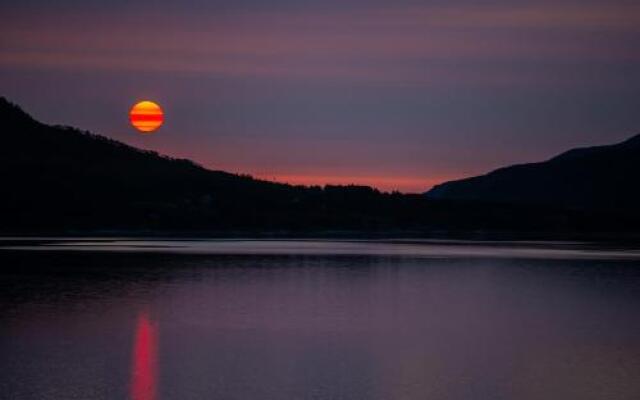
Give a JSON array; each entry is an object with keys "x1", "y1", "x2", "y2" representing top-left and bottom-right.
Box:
[{"x1": 1, "y1": 239, "x2": 640, "y2": 400}]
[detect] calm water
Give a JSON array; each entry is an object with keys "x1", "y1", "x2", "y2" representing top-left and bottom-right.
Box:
[{"x1": 1, "y1": 239, "x2": 640, "y2": 400}]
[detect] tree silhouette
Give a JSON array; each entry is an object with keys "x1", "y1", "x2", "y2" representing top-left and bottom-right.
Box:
[{"x1": 1, "y1": 97, "x2": 638, "y2": 236}]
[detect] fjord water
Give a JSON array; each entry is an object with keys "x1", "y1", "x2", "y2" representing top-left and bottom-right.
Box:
[{"x1": 2, "y1": 240, "x2": 640, "y2": 400}]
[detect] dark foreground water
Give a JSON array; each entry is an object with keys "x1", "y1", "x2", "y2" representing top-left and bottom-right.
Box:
[{"x1": 1, "y1": 239, "x2": 640, "y2": 400}]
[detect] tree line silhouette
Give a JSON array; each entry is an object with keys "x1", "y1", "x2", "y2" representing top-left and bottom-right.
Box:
[{"x1": 1, "y1": 97, "x2": 638, "y2": 236}]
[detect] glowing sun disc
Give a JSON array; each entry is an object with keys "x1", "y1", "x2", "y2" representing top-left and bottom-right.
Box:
[{"x1": 130, "y1": 100, "x2": 163, "y2": 133}]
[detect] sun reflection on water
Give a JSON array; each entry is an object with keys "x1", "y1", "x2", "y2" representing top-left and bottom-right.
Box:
[{"x1": 131, "y1": 310, "x2": 158, "y2": 400}]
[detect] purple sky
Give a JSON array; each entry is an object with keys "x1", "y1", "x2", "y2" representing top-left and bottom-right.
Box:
[{"x1": 2, "y1": 0, "x2": 639, "y2": 192}]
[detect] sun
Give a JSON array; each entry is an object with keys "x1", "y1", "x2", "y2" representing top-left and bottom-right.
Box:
[{"x1": 130, "y1": 100, "x2": 163, "y2": 133}]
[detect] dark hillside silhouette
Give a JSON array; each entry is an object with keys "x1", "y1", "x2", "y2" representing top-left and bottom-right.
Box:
[
  {"x1": 426, "y1": 134, "x2": 640, "y2": 210},
  {"x1": 1, "y1": 97, "x2": 638, "y2": 235}
]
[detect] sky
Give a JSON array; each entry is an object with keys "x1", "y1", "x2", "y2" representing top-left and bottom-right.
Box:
[{"x1": 1, "y1": 0, "x2": 639, "y2": 192}]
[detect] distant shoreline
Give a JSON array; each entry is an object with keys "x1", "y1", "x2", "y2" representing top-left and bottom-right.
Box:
[
  {"x1": 2, "y1": 229, "x2": 640, "y2": 244},
  {"x1": 3, "y1": 237, "x2": 640, "y2": 260}
]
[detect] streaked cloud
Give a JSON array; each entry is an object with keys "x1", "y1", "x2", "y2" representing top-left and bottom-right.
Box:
[{"x1": 2, "y1": 2, "x2": 639, "y2": 86}]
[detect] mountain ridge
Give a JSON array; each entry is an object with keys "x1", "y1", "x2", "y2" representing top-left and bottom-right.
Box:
[
  {"x1": 2, "y1": 96, "x2": 639, "y2": 234},
  {"x1": 0, "y1": 97, "x2": 430, "y2": 232},
  {"x1": 426, "y1": 132, "x2": 640, "y2": 210}
]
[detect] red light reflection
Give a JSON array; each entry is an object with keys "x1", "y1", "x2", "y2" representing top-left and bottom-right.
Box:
[{"x1": 130, "y1": 311, "x2": 158, "y2": 400}]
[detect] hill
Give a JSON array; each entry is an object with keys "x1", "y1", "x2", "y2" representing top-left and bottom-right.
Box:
[
  {"x1": 0, "y1": 97, "x2": 428, "y2": 233},
  {"x1": 426, "y1": 134, "x2": 640, "y2": 211},
  {"x1": 1, "y1": 97, "x2": 638, "y2": 235}
]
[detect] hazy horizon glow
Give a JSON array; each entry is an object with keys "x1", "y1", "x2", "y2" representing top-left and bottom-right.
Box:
[{"x1": 1, "y1": 0, "x2": 639, "y2": 192}]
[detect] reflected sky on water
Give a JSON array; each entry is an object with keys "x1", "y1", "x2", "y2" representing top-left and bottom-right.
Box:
[{"x1": 1, "y1": 240, "x2": 640, "y2": 399}]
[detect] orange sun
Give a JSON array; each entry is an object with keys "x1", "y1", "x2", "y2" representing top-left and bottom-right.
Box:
[{"x1": 130, "y1": 100, "x2": 163, "y2": 133}]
